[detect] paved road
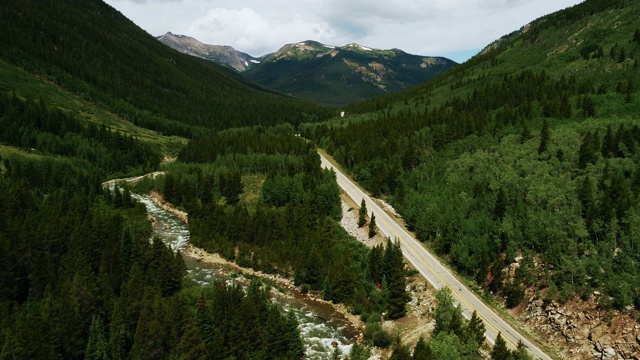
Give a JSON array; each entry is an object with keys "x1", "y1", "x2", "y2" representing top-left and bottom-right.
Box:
[{"x1": 319, "y1": 153, "x2": 551, "y2": 360}]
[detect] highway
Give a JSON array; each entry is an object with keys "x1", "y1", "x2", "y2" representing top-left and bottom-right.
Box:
[{"x1": 319, "y1": 152, "x2": 551, "y2": 360}]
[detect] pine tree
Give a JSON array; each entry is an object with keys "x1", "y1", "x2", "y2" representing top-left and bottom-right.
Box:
[
  {"x1": 491, "y1": 333, "x2": 511, "y2": 360},
  {"x1": 412, "y1": 337, "x2": 434, "y2": 360},
  {"x1": 493, "y1": 187, "x2": 507, "y2": 221},
  {"x1": 113, "y1": 186, "x2": 123, "y2": 208},
  {"x1": 581, "y1": 95, "x2": 596, "y2": 118},
  {"x1": 220, "y1": 171, "x2": 243, "y2": 205},
  {"x1": 383, "y1": 240, "x2": 409, "y2": 319},
  {"x1": 537, "y1": 119, "x2": 550, "y2": 155},
  {"x1": 85, "y1": 316, "x2": 110, "y2": 360},
  {"x1": 284, "y1": 311, "x2": 304, "y2": 359},
  {"x1": 388, "y1": 340, "x2": 412, "y2": 360},
  {"x1": 358, "y1": 198, "x2": 368, "y2": 227},
  {"x1": 163, "y1": 174, "x2": 177, "y2": 203},
  {"x1": 578, "y1": 131, "x2": 598, "y2": 169},
  {"x1": 519, "y1": 120, "x2": 531, "y2": 144},
  {"x1": 578, "y1": 176, "x2": 595, "y2": 233},
  {"x1": 177, "y1": 318, "x2": 208, "y2": 360},
  {"x1": 386, "y1": 262, "x2": 408, "y2": 319},
  {"x1": 602, "y1": 125, "x2": 615, "y2": 157},
  {"x1": 434, "y1": 287, "x2": 463, "y2": 336},
  {"x1": 512, "y1": 340, "x2": 533, "y2": 360},
  {"x1": 349, "y1": 343, "x2": 372, "y2": 360},
  {"x1": 369, "y1": 213, "x2": 377, "y2": 238},
  {"x1": 465, "y1": 311, "x2": 486, "y2": 346},
  {"x1": 368, "y1": 244, "x2": 384, "y2": 285}
]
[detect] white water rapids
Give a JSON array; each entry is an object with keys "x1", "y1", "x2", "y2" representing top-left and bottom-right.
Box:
[{"x1": 123, "y1": 189, "x2": 355, "y2": 358}]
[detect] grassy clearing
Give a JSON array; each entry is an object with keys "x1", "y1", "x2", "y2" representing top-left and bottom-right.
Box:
[
  {"x1": 0, "y1": 61, "x2": 188, "y2": 157},
  {"x1": 240, "y1": 174, "x2": 266, "y2": 209},
  {"x1": 0, "y1": 144, "x2": 43, "y2": 172}
]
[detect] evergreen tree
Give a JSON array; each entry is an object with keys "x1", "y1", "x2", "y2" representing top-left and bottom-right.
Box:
[
  {"x1": 85, "y1": 316, "x2": 110, "y2": 360},
  {"x1": 434, "y1": 288, "x2": 463, "y2": 336},
  {"x1": 349, "y1": 343, "x2": 372, "y2": 360},
  {"x1": 389, "y1": 340, "x2": 412, "y2": 360},
  {"x1": 512, "y1": 340, "x2": 533, "y2": 360},
  {"x1": 163, "y1": 174, "x2": 177, "y2": 203},
  {"x1": 578, "y1": 176, "x2": 595, "y2": 233},
  {"x1": 384, "y1": 240, "x2": 409, "y2": 319},
  {"x1": 220, "y1": 171, "x2": 243, "y2": 205},
  {"x1": 325, "y1": 258, "x2": 356, "y2": 304},
  {"x1": 490, "y1": 333, "x2": 511, "y2": 360},
  {"x1": 358, "y1": 198, "x2": 368, "y2": 227},
  {"x1": 412, "y1": 336, "x2": 434, "y2": 360},
  {"x1": 602, "y1": 125, "x2": 616, "y2": 157},
  {"x1": 177, "y1": 318, "x2": 208, "y2": 360},
  {"x1": 519, "y1": 121, "x2": 531, "y2": 144},
  {"x1": 559, "y1": 94, "x2": 572, "y2": 119},
  {"x1": 537, "y1": 119, "x2": 550, "y2": 155},
  {"x1": 113, "y1": 186, "x2": 123, "y2": 208},
  {"x1": 581, "y1": 95, "x2": 596, "y2": 117},
  {"x1": 493, "y1": 187, "x2": 507, "y2": 221},
  {"x1": 369, "y1": 213, "x2": 377, "y2": 238},
  {"x1": 578, "y1": 131, "x2": 598, "y2": 168},
  {"x1": 368, "y1": 244, "x2": 384, "y2": 285},
  {"x1": 285, "y1": 311, "x2": 304, "y2": 359},
  {"x1": 465, "y1": 311, "x2": 486, "y2": 347}
]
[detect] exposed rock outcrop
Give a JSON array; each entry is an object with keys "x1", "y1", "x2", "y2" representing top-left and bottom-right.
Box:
[{"x1": 522, "y1": 295, "x2": 640, "y2": 359}]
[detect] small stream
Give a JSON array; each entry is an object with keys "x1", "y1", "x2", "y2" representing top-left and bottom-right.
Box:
[{"x1": 129, "y1": 192, "x2": 356, "y2": 359}]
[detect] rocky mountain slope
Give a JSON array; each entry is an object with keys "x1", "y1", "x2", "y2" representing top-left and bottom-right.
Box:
[
  {"x1": 158, "y1": 35, "x2": 457, "y2": 106},
  {"x1": 157, "y1": 32, "x2": 260, "y2": 71},
  {"x1": 245, "y1": 40, "x2": 457, "y2": 106}
]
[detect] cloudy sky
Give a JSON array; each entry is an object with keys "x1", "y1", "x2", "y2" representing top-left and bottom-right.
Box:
[{"x1": 104, "y1": 0, "x2": 584, "y2": 63}]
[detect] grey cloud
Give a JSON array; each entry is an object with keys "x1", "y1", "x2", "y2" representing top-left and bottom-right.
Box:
[
  {"x1": 113, "y1": 0, "x2": 182, "y2": 3},
  {"x1": 105, "y1": 0, "x2": 585, "y2": 62}
]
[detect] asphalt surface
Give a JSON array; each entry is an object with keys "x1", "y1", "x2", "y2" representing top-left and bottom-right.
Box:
[{"x1": 319, "y1": 152, "x2": 551, "y2": 360}]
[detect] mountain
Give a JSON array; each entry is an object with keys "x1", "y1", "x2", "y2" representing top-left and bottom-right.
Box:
[
  {"x1": 0, "y1": 0, "x2": 330, "y2": 137},
  {"x1": 244, "y1": 40, "x2": 457, "y2": 106},
  {"x1": 158, "y1": 35, "x2": 457, "y2": 107},
  {"x1": 157, "y1": 32, "x2": 260, "y2": 71},
  {"x1": 305, "y1": 0, "x2": 640, "y2": 357}
]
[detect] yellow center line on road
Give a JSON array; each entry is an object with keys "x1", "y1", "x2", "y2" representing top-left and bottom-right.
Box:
[
  {"x1": 375, "y1": 210, "x2": 516, "y2": 347},
  {"x1": 327, "y1": 160, "x2": 526, "y2": 351}
]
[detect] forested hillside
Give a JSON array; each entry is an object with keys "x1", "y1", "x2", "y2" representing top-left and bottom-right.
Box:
[
  {"x1": 243, "y1": 41, "x2": 457, "y2": 106},
  {"x1": 304, "y1": 0, "x2": 640, "y2": 310},
  {"x1": 0, "y1": 93, "x2": 314, "y2": 359},
  {"x1": 133, "y1": 126, "x2": 410, "y2": 326},
  {"x1": 0, "y1": 1, "x2": 338, "y2": 356},
  {"x1": 0, "y1": 0, "x2": 331, "y2": 137}
]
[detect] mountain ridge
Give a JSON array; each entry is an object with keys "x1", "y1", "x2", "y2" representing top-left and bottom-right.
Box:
[
  {"x1": 157, "y1": 33, "x2": 457, "y2": 106},
  {"x1": 156, "y1": 32, "x2": 260, "y2": 71},
  {"x1": 0, "y1": 0, "x2": 330, "y2": 136}
]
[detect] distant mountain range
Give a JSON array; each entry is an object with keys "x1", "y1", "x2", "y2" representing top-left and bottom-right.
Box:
[
  {"x1": 156, "y1": 32, "x2": 259, "y2": 72},
  {"x1": 157, "y1": 33, "x2": 457, "y2": 106}
]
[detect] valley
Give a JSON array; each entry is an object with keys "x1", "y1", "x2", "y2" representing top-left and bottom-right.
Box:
[{"x1": 1, "y1": 0, "x2": 640, "y2": 359}]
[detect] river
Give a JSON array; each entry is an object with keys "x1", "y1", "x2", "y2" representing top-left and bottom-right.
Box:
[{"x1": 128, "y1": 191, "x2": 357, "y2": 359}]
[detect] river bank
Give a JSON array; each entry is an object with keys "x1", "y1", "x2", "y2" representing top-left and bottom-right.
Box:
[
  {"x1": 146, "y1": 189, "x2": 367, "y2": 334},
  {"x1": 108, "y1": 174, "x2": 442, "y2": 359}
]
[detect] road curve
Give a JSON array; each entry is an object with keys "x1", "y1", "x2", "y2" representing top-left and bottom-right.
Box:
[{"x1": 319, "y1": 152, "x2": 551, "y2": 360}]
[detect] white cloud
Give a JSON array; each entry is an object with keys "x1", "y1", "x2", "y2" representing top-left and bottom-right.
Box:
[
  {"x1": 104, "y1": 0, "x2": 584, "y2": 62},
  {"x1": 187, "y1": 7, "x2": 335, "y2": 55}
]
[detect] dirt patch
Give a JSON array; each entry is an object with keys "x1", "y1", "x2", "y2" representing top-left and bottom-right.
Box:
[{"x1": 340, "y1": 194, "x2": 387, "y2": 248}]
